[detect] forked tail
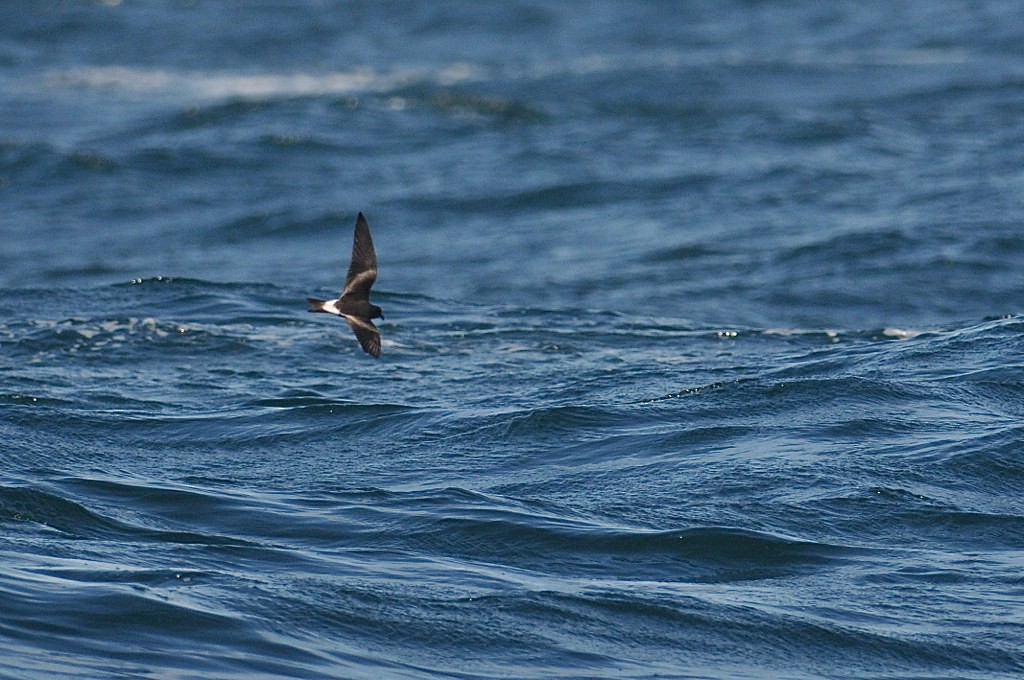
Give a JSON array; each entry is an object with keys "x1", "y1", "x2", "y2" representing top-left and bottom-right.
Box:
[{"x1": 307, "y1": 298, "x2": 327, "y2": 312}]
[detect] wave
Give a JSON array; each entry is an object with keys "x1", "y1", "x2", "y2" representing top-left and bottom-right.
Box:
[
  {"x1": 50, "y1": 65, "x2": 406, "y2": 100},
  {"x1": 40, "y1": 40, "x2": 979, "y2": 107},
  {"x1": 6, "y1": 476, "x2": 1018, "y2": 677},
  {"x1": 0, "y1": 484, "x2": 252, "y2": 547}
]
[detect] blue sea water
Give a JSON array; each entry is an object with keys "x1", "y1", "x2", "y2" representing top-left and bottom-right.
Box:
[{"x1": 2, "y1": 2, "x2": 1024, "y2": 678}]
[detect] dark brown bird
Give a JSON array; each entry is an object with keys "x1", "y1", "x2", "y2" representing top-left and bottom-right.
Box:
[{"x1": 307, "y1": 212, "x2": 384, "y2": 357}]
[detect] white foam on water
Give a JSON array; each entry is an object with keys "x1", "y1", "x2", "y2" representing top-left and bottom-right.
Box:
[
  {"x1": 882, "y1": 327, "x2": 923, "y2": 339},
  {"x1": 49, "y1": 62, "x2": 488, "y2": 102}
]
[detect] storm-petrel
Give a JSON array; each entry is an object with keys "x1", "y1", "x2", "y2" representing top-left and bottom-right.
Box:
[{"x1": 307, "y1": 212, "x2": 384, "y2": 358}]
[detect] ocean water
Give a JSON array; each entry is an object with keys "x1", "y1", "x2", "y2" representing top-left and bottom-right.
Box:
[{"x1": 2, "y1": 2, "x2": 1024, "y2": 678}]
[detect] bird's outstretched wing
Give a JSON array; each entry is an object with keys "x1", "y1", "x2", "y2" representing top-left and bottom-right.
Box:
[
  {"x1": 340, "y1": 213, "x2": 377, "y2": 301},
  {"x1": 343, "y1": 314, "x2": 381, "y2": 358}
]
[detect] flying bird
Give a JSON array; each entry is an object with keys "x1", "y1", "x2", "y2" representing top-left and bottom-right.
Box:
[{"x1": 307, "y1": 212, "x2": 384, "y2": 357}]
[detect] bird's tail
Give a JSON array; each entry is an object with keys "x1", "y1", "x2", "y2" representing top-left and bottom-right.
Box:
[{"x1": 307, "y1": 298, "x2": 327, "y2": 313}]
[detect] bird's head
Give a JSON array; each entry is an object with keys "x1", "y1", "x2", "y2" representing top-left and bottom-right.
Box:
[{"x1": 370, "y1": 304, "x2": 384, "y2": 320}]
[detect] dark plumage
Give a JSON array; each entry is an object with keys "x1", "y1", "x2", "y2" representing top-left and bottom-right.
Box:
[{"x1": 307, "y1": 212, "x2": 384, "y2": 357}]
